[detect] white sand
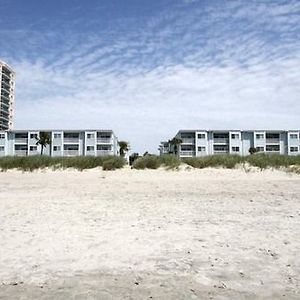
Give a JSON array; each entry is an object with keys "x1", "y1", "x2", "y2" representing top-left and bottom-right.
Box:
[{"x1": 0, "y1": 167, "x2": 299, "y2": 299}]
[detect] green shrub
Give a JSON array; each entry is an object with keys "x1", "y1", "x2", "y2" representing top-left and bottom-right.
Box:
[
  {"x1": 102, "y1": 157, "x2": 126, "y2": 170},
  {"x1": 184, "y1": 155, "x2": 243, "y2": 169},
  {"x1": 0, "y1": 155, "x2": 126, "y2": 171},
  {"x1": 159, "y1": 154, "x2": 181, "y2": 169},
  {"x1": 132, "y1": 155, "x2": 161, "y2": 169}
]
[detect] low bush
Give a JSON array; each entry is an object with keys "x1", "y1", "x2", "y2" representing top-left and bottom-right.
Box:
[
  {"x1": 159, "y1": 154, "x2": 181, "y2": 169},
  {"x1": 184, "y1": 155, "x2": 243, "y2": 169},
  {"x1": 132, "y1": 155, "x2": 161, "y2": 169},
  {"x1": 102, "y1": 157, "x2": 126, "y2": 170}
]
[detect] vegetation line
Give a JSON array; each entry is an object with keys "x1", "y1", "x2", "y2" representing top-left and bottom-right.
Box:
[{"x1": 0, "y1": 154, "x2": 299, "y2": 173}]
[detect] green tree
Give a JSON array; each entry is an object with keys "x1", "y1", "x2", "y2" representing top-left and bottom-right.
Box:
[
  {"x1": 249, "y1": 147, "x2": 257, "y2": 155},
  {"x1": 169, "y1": 138, "x2": 182, "y2": 156},
  {"x1": 118, "y1": 141, "x2": 129, "y2": 157},
  {"x1": 36, "y1": 132, "x2": 51, "y2": 155}
]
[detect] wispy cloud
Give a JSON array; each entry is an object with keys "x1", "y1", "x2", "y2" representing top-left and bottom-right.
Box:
[{"x1": 0, "y1": 0, "x2": 299, "y2": 152}]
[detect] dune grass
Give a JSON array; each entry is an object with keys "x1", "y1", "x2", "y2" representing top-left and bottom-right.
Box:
[
  {"x1": 184, "y1": 153, "x2": 300, "y2": 171},
  {"x1": 132, "y1": 154, "x2": 181, "y2": 170},
  {"x1": 0, "y1": 154, "x2": 299, "y2": 173},
  {"x1": 132, "y1": 153, "x2": 300, "y2": 172},
  {"x1": 0, "y1": 156, "x2": 126, "y2": 172}
]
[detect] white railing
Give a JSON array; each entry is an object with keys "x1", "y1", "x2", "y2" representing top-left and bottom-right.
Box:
[
  {"x1": 266, "y1": 139, "x2": 280, "y2": 143},
  {"x1": 180, "y1": 151, "x2": 195, "y2": 156},
  {"x1": 63, "y1": 138, "x2": 79, "y2": 143},
  {"x1": 213, "y1": 138, "x2": 229, "y2": 144},
  {"x1": 97, "y1": 150, "x2": 113, "y2": 156},
  {"x1": 15, "y1": 138, "x2": 28, "y2": 144},
  {"x1": 14, "y1": 150, "x2": 27, "y2": 156},
  {"x1": 214, "y1": 150, "x2": 229, "y2": 154},
  {"x1": 64, "y1": 150, "x2": 79, "y2": 156},
  {"x1": 181, "y1": 138, "x2": 195, "y2": 144},
  {"x1": 97, "y1": 138, "x2": 112, "y2": 144}
]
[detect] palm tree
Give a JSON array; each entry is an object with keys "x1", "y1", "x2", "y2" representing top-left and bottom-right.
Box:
[
  {"x1": 36, "y1": 132, "x2": 51, "y2": 155},
  {"x1": 118, "y1": 141, "x2": 129, "y2": 157},
  {"x1": 169, "y1": 137, "x2": 182, "y2": 156},
  {"x1": 249, "y1": 147, "x2": 257, "y2": 155}
]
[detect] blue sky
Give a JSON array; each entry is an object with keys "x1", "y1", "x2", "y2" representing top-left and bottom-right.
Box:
[{"x1": 0, "y1": 0, "x2": 299, "y2": 152}]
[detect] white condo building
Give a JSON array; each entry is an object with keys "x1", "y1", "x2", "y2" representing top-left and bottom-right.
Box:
[
  {"x1": 0, "y1": 129, "x2": 118, "y2": 157},
  {"x1": 0, "y1": 60, "x2": 15, "y2": 131},
  {"x1": 160, "y1": 130, "x2": 300, "y2": 157}
]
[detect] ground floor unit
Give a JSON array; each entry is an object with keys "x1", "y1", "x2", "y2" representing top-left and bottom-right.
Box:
[
  {"x1": 0, "y1": 129, "x2": 118, "y2": 157},
  {"x1": 160, "y1": 130, "x2": 300, "y2": 157}
]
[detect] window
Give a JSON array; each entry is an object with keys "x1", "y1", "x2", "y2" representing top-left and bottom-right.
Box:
[
  {"x1": 256, "y1": 147, "x2": 264, "y2": 152},
  {"x1": 290, "y1": 147, "x2": 298, "y2": 152},
  {"x1": 87, "y1": 133, "x2": 95, "y2": 139},
  {"x1": 30, "y1": 133, "x2": 38, "y2": 139},
  {"x1": 232, "y1": 146, "x2": 240, "y2": 152},
  {"x1": 256, "y1": 134, "x2": 264, "y2": 139},
  {"x1": 198, "y1": 146, "x2": 206, "y2": 152},
  {"x1": 0, "y1": 134, "x2": 5, "y2": 139},
  {"x1": 87, "y1": 146, "x2": 94, "y2": 151},
  {"x1": 266, "y1": 145, "x2": 280, "y2": 152},
  {"x1": 197, "y1": 133, "x2": 206, "y2": 139},
  {"x1": 231, "y1": 134, "x2": 239, "y2": 139},
  {"x1": 290, "y1": 134, "x2": 298, "y2": 139},
  {"x1": 53, "y1": 133, "x2": 61, "y2": 139},
  {"x1": 53, "y1": 146, "x2": 61, "y2": 151},
  {"x1": 0, "y1": 146, "x2": 4, "y2": 151},
  {"x1": 30, "y1": 146, "x2": 37, "y2": 151}
]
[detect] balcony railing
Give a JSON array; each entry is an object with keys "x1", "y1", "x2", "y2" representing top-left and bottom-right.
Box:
[
  {"x1": 97, "y1": 150, "x2": 113, "y2": 156},
  {"x1": 14, "y1": 150, "x2": 27, "y2": 156},
  {"x1": 1, "y1": 72, "x2": 11, "y2": 79},
  {"x1": 97, "y1": 138, "x2": 112, "y2": 144},
  {"x1": 15, "y1": 138, "x2": 28, "y2": 144},
  {"x1": 181, "y1": 138, "x2": 195, "y2": 144},
  {"x1": 64, "y1": 150, "x2": 79, "y2": 156},
  {"x1": 63, "y1": 138, "x2": 79, "y2": 143},
  {"x1": 213, "y1": 138, "x2": 229, "y2": 144},
  {"x1": 266, "y1": 139, "x2": 280, "y2": 144},
  {"x1": 179, "y1": 151, "x2": 195, "y2": 156},
  {"x1": 214, "y1": 150, "x2": 229, "y2": 154},
  {"x1": 0, "y1": 115, "x2": 9, "y2": 121},
  {"x1": 1, "y1": 84, "x2": 10, "y2": 92}
]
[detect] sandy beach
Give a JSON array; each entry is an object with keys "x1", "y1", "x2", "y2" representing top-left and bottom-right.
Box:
[{"x1": 0, "y1": 167, "x2": 299, "y2": 299}]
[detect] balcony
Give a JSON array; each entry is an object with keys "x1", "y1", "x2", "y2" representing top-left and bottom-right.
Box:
[
  {"x1": 214, "y1": 150, "x2": 229, "y2": 154},
  {"x1": 0, "y1": 114, "x2": 9, "y2": 121},
  {"x1": 179, "y1": 151, "x2": 195, "y2": 157},
  {"x1": 97, "y1": 150, "x2": 113, "y2": 156},
  {"x1": 181, "y1": 138, "x2": 195, "y2": 144},
  {"x1": 1, "y1": 72, "x2": 11, "y2": 79},
  {"x1": 15, "y1": 138, "x2": 28, "y2": 144},
  {"x1": 14, "y1": 150, "x2": 27, "y2": 156},
  {"x1": 63, "y1": 138, "x2": 79, "y2": 143},
  {"x1": 97, "y1": 138, "x2": 112, "y2": 144},
  {"x1": 213, "y1": 138, "x2": 229, "y2": 144},
  {"x1": 266, "y1": 138, "x2": 280, "y2": 144},
  {"x1": 64, "y1": 150, "x2": 79, "y2": 156},
  {"x1": 1, "y1": 84, "x2": 10, "y2": 92}
]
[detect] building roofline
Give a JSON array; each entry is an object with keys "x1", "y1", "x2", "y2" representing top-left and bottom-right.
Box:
[
  {"x1": 177, "y1": 129, "x2": 299, "y2": 133},
  {"x1": 1, "y1": 129, "x2": 114, "y2": 133},
  {"x1": 0, "y1": 59, "x2": 15, "y2": 75}
]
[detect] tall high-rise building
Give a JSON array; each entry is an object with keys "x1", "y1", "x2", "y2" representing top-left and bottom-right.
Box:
[{"x1": 0, "y1": 60, "x2": 15, "y2": 130}]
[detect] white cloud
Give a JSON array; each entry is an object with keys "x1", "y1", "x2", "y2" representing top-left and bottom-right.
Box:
[{"x1": 1, "y1": 0, "x2": 299, "y2": 152}]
